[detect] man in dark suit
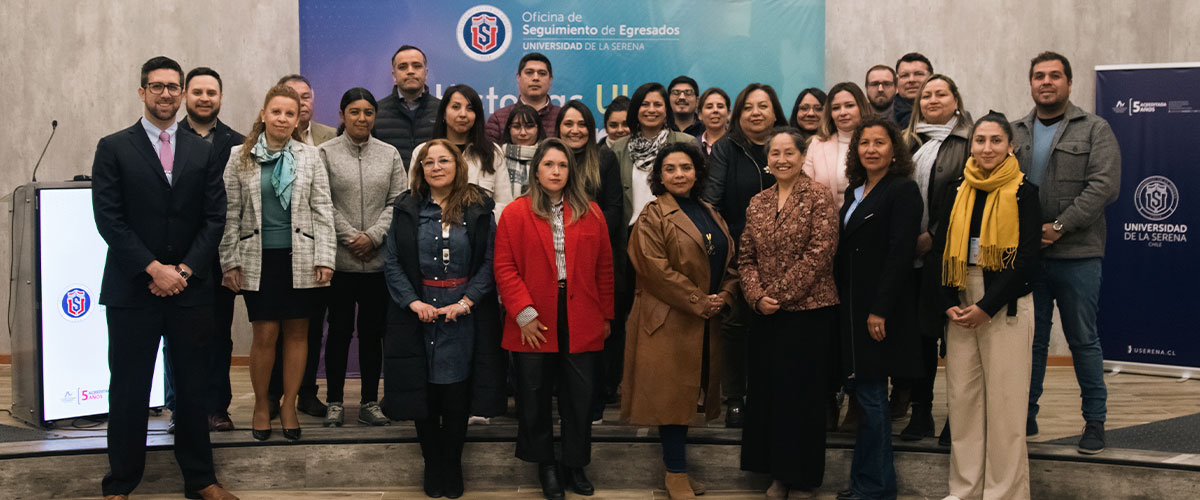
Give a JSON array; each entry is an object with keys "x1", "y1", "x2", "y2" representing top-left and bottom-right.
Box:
[
  {"x1": 91, "y1": 56, "x2": 237, "y2": 500},
  {"x1": 178, "y1": 66, "x2": 245, "y2": 433}
]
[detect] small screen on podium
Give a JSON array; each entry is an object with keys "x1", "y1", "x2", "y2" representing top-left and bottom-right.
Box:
[{"x1": 37, "y1": 187, "x2": 165, "y2": 421}]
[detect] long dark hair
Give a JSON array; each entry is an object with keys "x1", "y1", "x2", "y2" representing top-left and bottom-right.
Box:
[
  {"x1": 627, "y1": 82, "x2": 673, "y2": 137},
  {"x1": 336, "y1": 87, "x2": 377, "y2": 136},
  {"x1": 434, "y1": 84, "x2": 495, "y2": 174},
  {"x1": 555, "y1": 100, "x2": 603, "y2": 198},
  {"x1": 788, "y1": 87, "x2": 827, "y2": 132},
  {"x1": 729, "y1": 83, "x2": 787, "y2": 146},
  {"x1": 501, "y1": 103, "x2": 545, "y2": 144},
  {"x1": 845, "y1": 118, "x2": 914, "y2": 188},
  {"x1": 409, "y1": 139, "x2": 483, "y2": 224}
]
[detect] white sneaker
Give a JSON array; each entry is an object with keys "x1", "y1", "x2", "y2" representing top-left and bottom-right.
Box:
[
  {"x1": 467, "y1": 415, "x2": 491, "y2": 425},
  {"x1": 323, "y1": 402, "x2": 344, "y2": 427}
]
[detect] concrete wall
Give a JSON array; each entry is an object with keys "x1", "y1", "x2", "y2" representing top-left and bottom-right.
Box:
[
  {"x1": 0, "y1": 0, "x2": 301, "y2": 356},
  {"x1": 4, "y1": 0, "x2": 1199, "y2": 356},
  {"x1": 825, "y1": 0, "x2": 1200, "y2": 119}
]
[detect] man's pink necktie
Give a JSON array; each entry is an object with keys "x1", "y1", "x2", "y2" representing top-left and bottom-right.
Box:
[{"x1": 158, "y1": 131, "x2": 173, "y2": 176}]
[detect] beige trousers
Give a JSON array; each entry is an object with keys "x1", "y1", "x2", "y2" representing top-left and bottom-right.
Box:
[{"x1": 946, "y1": 268, "x2": 1033, "y2": 500}]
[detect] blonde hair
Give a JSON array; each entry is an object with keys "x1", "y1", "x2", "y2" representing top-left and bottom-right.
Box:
[
  {"x1": 238, "y1": 83, "x2": 303, "y2": 169},
  {"x1": 901, "y1": 74, "x2": 969, "y2": 149}
]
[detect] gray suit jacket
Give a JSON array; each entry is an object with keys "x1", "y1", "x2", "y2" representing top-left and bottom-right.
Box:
[
  {"x1": 1013, "y1": 103, "x2": 1121, "y2": 259},
  {"x1": 219, "y1": 142, "x2": 337, "y2": 290}
]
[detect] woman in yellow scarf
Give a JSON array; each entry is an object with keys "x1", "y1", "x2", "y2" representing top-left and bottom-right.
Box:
[{"x1": 931, "y1": 112, "x2": 1042, "y2": 500}]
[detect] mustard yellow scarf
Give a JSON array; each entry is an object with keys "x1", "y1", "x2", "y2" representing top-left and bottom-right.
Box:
[{"x1": 941, "y1": 154, "x2": 1023, "y2": 290}]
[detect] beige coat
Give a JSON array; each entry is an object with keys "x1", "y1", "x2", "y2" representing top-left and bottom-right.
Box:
[
  {"x1": 621, "y1": 194, "x2": 738, "y2": 426},
  {"x1": 219, "y1": 142, "x2": 336, "y2": 291}
]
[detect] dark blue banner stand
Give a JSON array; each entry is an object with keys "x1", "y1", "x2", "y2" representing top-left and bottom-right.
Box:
[{"x1": 1095, "y1": 63, "x2": 1200, "y2": 379}]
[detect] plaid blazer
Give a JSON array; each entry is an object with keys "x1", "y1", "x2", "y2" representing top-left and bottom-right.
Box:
[{"x1": 219, "y1": 142, "x2": 336, "y2": 291}]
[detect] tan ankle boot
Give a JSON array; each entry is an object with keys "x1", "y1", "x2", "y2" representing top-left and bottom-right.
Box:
[{"x1": 665, "y1": 471, "x2": 696, "y2": 499}]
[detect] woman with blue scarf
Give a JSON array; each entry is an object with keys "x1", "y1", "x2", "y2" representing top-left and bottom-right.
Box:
[{"x1": 218, "y1": 84, "x2": 336, "y2": 442}]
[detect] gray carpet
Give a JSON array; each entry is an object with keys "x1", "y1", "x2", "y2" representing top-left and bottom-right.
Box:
[
  {"x1": 1049, "y1": 412, "x2": 1200, "y2": 454},
  {"x1": 0, "y1": 423, "x2": 51, "y2": 443}
]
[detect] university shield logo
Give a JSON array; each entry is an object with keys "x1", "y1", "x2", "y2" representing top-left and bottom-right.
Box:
[
  {"x1": 1133, "y1": 175, "x2": 1179, "y2": 221},
  {"x1": 457, "y1": 5, "x2": 511, "y2": 62},
  {"x1": 60, "y1": 287, "x2": 92, "y2": 320}
]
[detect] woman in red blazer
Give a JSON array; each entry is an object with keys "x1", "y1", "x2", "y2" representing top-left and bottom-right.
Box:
[{"x1": 494, "y1": 138, "x2": 614, "y2": 500}]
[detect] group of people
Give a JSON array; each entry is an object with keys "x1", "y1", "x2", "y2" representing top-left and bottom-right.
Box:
[{"x1": 92, "y1": 47, "x2": 1120, "y2": 500}]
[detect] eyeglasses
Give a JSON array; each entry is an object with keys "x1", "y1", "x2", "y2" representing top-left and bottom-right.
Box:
[
  {"x1": 670, "y1": 89, "x2": 696, "y2": 97},
  {"x1": 421, "y1": 158, "x2": 455, "y2": 171},
  {"x1": 145, "y1": 82, "x2": 183, "y2": 96},
  {"x1": 796, "y1": 105, "x2": 823, "y2": 113},
  {"x1": 867, "y1": 81, "x2": 896, "y2": 89}
]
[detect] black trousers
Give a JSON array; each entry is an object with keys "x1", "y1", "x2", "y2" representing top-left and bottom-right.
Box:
[
  {"x1": 415, "y1": 380, "x2": 471, "y2": 468},
  {"x1": 269, "y1": 288, "x2": 327, "y2": 401},
  {"x1": 740, "y1": 307, "x2": 835, "y2": 489},
  {"x1": 893, "y1": 270, "x2": 940, "y2": 407},
  {"x1": 324, "y1": 271, "x2": 387, "y2": 403},
  {"x1": 720, "y1": 292, "x2": 751, "y2": 404},
  {"x1": 103, "y1": 304, "x2": 217, "y2": 496},
  {"x1": 513, "y1": 286, "x2": 599, "y2": 468},
  {"x1": 206, "y1": 285, "x2": 236, "y2": 414}
]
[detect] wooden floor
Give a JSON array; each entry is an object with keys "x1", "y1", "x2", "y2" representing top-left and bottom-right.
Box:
[
  {"x1": 6, "y1": 364, "x2": 1197, "y2": 443},
  {"x1": 66, "y1": 487, "x2": 938, "y2": 499}
]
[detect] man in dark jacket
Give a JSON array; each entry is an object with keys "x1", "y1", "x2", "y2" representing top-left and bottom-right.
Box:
[
  {"x1": 1014, "y1": 51, "x2": 1120, "y2": 455},
  {"x1": 92, "y1": 55, "x2": 236, "y2": 500},
  {"x1": 485, "y1": 52, "x2": 561, "y2": 143},
  {"x1": 375, "y1": 45, "x2": 439, "y2": 167},
  {"x1": 892, "y1": 52, "x2": 933, "y2": 128},
  {"x1": 178, "y1": 66, "x2": 245, "y2": 433}
]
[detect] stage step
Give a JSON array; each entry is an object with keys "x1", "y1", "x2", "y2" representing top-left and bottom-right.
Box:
[{"x1": 1, "y1": 425, "x2": 1197, "y2": 499}]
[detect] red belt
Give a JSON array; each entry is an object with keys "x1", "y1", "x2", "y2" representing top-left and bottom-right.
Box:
[{"x1": 423, "y1": 277, "x2": 468, "y2": 288}]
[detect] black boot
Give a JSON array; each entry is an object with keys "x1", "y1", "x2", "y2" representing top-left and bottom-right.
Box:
[
  {"x1": 900, "y1": 404, "x2": 935, "y2": 441},
  {"x1": 416, "y1": 420, "x2": 444, "y2": 498},
  {"x1": 564, "y1": 466, "x2": 595, "y2": 496},
  {"x1": 938, "y1": 419, "x2": 952, "y2": 447},
  {"x1": 423, "y1": 460, "x2": 444, "y2": 498},
  {"x1": 443, "y1": 457, "x2": 463, "y2": 499},
  {"x1": 538, "y1": 463, "x2": 565, "y2": 500}
]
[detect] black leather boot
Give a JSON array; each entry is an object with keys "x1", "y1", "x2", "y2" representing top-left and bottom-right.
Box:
[
  {"x1": 538, "y1": 463, "x2": 565, "y2": 500},
  {"x1": 900, "y1": 403, "x2": 935, "y2": 441},
  {"x1": 564, "y1": 466, "x2": 595, "y2": 496}
]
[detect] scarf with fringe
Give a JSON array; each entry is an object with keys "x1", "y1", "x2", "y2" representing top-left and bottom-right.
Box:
[{"x1": 941, "y1": 154, "x2": 1022, "y2": 289}]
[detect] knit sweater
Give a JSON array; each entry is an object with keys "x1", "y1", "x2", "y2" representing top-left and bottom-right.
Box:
[{"x1": 318, "y1": 134, "x2": 409, "y2": 272}]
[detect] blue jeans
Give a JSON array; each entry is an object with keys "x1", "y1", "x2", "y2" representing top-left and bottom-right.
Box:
[
  {"x1": 848, "y1": 376, "x2": 896, "y2": 500},
  {"x1": 1028, "y1": 257, "x2": 1107, "y2": 423}
]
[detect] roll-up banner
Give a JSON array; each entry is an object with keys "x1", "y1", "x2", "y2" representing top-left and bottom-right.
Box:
[
  {"x1": 299, "y1": 0, "x2": 825, "y2": 127},
  {"x1": 1095, "y1": 63, "x2": 1200, "y2": 378}
]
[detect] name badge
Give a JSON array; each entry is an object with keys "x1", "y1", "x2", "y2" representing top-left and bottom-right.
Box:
[{"x1": 968, "y1": 237, "x2": 980, "y2": 265}]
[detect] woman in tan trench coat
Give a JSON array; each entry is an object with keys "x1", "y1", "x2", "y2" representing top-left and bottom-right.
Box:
[{"x1": 622, "y1": 142, "x2": 737, "y2": 500}]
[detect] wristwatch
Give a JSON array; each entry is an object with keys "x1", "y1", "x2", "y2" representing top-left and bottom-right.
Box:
[{"x1": 1052, "y1": 219, "x2": 1064, "y2": 233}]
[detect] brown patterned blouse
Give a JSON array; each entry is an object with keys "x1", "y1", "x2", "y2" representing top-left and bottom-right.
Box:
[{"x1": 738, "y1": 175, "x2": 840, "y2": 311}]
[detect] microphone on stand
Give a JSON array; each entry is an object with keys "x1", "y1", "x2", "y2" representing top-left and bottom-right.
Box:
[{"x1": 31, "y1": 120, "x2": 58, "y2": 183}]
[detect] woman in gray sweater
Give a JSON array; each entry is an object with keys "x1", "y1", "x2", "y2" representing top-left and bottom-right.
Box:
[{"x1": 317, "y1": 88, "x2": 408, "y2": 427}]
